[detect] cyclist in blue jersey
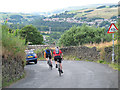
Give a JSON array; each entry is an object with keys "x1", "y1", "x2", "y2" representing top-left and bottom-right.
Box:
[{"x1": 44, "y1": 48, "x2": 53, "y2": 67}]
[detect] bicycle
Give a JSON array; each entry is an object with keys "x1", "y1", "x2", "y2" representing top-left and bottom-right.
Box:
[
  {"x1": 47, "y1": 56, "x2": 52, "y2": 70},
  {"x1": 57, "y1": 59, "x2": 63, "y2": 76}
]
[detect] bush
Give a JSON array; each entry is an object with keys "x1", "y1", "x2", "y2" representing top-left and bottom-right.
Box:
[
  {"x1": 59, "y1": 25, "x2": 112, "y2": 46},
  {"x1": 2, "y1": 25, "x2": 26, "y2": 63}
]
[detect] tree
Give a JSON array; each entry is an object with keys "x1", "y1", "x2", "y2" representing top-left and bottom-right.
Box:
[
  {"x1": 59, "y1": 25, "x2": 112, "y2": 46},
  {"x1": 20, "y1": 25, "x2": 43, "y2": 45}
]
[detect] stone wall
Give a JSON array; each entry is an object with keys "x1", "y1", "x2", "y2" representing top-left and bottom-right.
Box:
[
  {"x1": 27, "y1": 45, "x2": 50, "y2": 50},
  {"x1": 61, "y1": 46, "x2": 100, "y2": 61},
  {"x1": 27, "y1": 45, "x2": 118, "y2": 62},
  {"x1": 2, "y1": 55, "x2": 25, "y2": 86},
  {"x1": 103, "y1": 46, "x2": 118, "y2": 63},
  {"x1": 60, "y1": 46, "x2": 118, "y2": 63}
]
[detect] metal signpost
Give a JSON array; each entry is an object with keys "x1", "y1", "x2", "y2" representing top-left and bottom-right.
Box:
[
  {"x1": 112, "y1": 33, "x2": 114, "y2": 63},
  {"x1": 107, "y1": 23, "x2": 118, "y2": 63}
]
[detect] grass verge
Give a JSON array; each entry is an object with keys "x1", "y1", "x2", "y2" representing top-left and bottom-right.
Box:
[
  {"x1": 3, "y1": 71, "x2": 26, "y2": 88},
  {"x1": 94, "y1": 60, "x2": 118, "y2": 71}
]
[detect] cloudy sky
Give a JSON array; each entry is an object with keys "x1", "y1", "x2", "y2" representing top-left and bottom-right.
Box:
[{"x1": 0, "y1": 0, "x2": 119, "y2": 13}]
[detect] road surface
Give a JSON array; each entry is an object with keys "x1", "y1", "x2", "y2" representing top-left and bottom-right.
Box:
[{"x1": 9, "y1": 61, "x2": 118, "y2": 88}]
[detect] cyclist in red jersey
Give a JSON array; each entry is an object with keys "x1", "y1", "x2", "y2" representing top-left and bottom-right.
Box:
[{"x1": 53, "y1": 47, "x2": 63, "y2": 73}]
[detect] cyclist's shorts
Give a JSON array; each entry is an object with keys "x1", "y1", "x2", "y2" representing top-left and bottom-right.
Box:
[
  {"x1": 54, "y1": 56, "x2": 62, "y2": 63},
  {"x1": 46, "y1": 54, "x2": 52, "y2": 59}
]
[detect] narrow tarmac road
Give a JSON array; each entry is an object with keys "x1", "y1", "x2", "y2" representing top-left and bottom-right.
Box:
[{"x1": 9, "y1": 61, "x2": 118, "y2": 88}]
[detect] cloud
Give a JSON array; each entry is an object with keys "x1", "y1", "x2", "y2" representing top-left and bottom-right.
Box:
[{"x1": 0, "y1": 0, "x2": 119, "y2": 13}]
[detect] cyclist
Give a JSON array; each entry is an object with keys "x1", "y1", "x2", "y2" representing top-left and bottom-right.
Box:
[
  {"x1": 53, "y1": 47, "x2": 63, "y2": 73},
  {"x1": 44, "y1": 48, "x2": 53, "y2": 67}
]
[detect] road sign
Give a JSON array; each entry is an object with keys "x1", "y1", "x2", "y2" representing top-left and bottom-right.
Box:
[
  {"x1": 107, "y1": 23, "x2": 118, "y2": 63},
  {"x1": 107, "y1": 23, "x2": 118, "y2": 33}
]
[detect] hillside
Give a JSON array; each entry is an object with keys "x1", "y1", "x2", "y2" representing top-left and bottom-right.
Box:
[
  {"x1": 1, "y1": 4, "x2": 118, "y2": 30},
  {"x1": 51, "y1": 5, "x2": 118, "y2": 19},
  {"x1": 30, "y1": 3, "x2": 117, "y2": 16},
  {"x1": 73, "y1": 7, "x2": 118, "y2": 19},
  {"x1": 0, "y1": 4, "x2": 118, "y2": 45},
  {"x1": 0, "y1": 12, "x2": 44, "y2": 28},
  {"x1": 44, "y1": 4, "x2": 118, "y2": 31}
]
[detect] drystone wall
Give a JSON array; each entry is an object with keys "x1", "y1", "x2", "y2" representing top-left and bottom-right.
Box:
[
  {"x1": 103, "y1": 46, "x2": 118, "y2": 63},
  {"x1": 2, "y1": 55, "x2": 25, "y2": 86},
  {"x1": 60, "y1": 46, "x2": 118, "y2": 63},
  {"x1": 60, "y1": 46, "x2": 100, "y2": 61}
]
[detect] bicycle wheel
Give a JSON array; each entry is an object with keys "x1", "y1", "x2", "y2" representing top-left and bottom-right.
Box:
[
  {"x1": 48, "y1": 60, "x2": 52, "y2": 70},
  {"x1": 50, "y1": 64, "x2": 52, "y2": 70},
  {"x1": 58, "y1": 64, "x2": 61, "y2": 76}
]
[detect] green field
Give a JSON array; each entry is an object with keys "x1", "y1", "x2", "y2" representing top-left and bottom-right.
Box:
[{"x1": 67, "y1": 7, "x2": 117, "y2": 19}]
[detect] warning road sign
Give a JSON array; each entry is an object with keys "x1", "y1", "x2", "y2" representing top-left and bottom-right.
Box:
[
  {"x1": 107, "y1": 23, "x2": 118, "y2": 63},
  {"x1": 107, "y1": 23, "x2": 118, "y2": 33}
]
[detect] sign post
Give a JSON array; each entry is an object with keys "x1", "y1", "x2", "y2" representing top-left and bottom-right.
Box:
[
  {"x1": 112, "y1": 33, "x2": 114, "y2": 63},
  {"x1": 107, "y1": 23, "x2": 118, "y2": 63}
]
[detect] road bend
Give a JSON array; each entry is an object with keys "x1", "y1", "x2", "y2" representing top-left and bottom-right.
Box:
[{"x1": 9, "y1": 60, "x2": 118, "y2": 88}]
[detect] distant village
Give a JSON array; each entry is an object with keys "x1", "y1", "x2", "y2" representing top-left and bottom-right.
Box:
[{"x1": 43, "y1": 17, "x2": 117, "y2": 26}]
